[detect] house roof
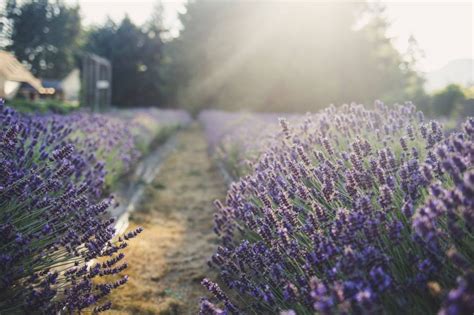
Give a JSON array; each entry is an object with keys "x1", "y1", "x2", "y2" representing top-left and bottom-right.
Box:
[
  {"x1": 20, "y1": 79, "x2": 63, "y2": 94},
  {"x1": 0, "y1": 51, "x2": 44, "y2": 92},
  {"x1": 42, "y1": 79, "x2": 63, "y2": 90}
]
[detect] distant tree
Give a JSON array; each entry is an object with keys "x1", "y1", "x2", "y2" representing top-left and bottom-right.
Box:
[
  {"x1": 168, "y1": 0, "x2": 425, "y2": 112},
  {"x1": 401, "y1": 35, "x2": 431, "y2": 111},
  {"x1": 431, "y1": 84, "x2": 465, "y2": 117},
  {"x1": 84, "y1": 18, "x2": 117, "y2": 59},
  {"x1": 5, "y1": 0, "x2": 81, "y2": 78},
  {"x1": 85, "y1": 7, "x2": 167, "y2": 107},
  {"x1": 0, "y1": 1, "x2": 15, "y2": 49},
  {"x1": 358, "y1": 4, "x2": 410, "y2": 102},
  {"x1": 137, "y1": 2, "x2": 168, "y2": 106},
  {"x1": 110, "y1": 17, "x2": 145, "y2": 107}
]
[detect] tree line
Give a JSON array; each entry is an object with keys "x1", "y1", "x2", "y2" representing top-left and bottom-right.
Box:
[
  {"x1": 2, "y1": 0, "x2": 167, "y2": 107},
  {"x1": 0, "y1": 0, "x2": 466, "y2": 115}
]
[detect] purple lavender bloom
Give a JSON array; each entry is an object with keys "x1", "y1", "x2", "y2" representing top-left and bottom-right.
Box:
[
  {"x1": 201, "y1": 102, "x2": 473, "y2": 314},
  {"x1": 438, "y1": 273, "x2": 474, "y2": 315},
  {"x1": 200, "y1": 298, "x2": 227, "y2": 315},
  {"x1": 0, "y1": 100, "x2": 158, "y2": 313}
]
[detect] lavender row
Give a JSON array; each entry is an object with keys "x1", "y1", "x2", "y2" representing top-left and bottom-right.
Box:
[
  {"x1": 87, "y1": 108, "x2": 191, "y2": 189},
  {"x1": 111, "y1": 107, "x2": 192, "y2": 153},
  {"x1": 200, "y1": 102, "x2": 473, "y2": 314},
  {"x1": 0, "y1": 101, "x2": 188, "y2": 313},
  {"x1": 199, "y1": 110, "x2": 302, "y2": 179}
]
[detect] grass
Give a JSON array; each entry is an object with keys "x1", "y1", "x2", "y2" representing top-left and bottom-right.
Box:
[{"x1": 7, "y1": 98, "x2": 79, "y2": 114}]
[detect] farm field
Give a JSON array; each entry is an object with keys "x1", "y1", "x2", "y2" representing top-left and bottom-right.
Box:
[
  {"x1": 2, "y1": 1, "x2": 472, "y2": 314},
  {"x1": 198, "y1": 103, "x2": 473, "y2": 315},
  {"x1": 0, "y1": 100, "x2": 473, "y2": 315}
]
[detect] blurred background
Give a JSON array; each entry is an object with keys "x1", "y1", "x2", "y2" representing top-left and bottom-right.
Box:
[{"x1": 0, "y1": 0, "x2": 472, "y2": 118}]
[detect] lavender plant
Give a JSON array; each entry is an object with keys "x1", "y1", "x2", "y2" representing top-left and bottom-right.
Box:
[
  {"x1": 0, "y1": 100, "x2": 144, "y2": 313},
  {"x1": 201, "y1": 102, "x2": 473, "y2": 314},
  {"x1": 199, "y1": 110, "x2": 301, "y2": 179},
  {"x1": 58, "y1": 108, "x2": 190, "y2": 191},
  {"x1": 52, "y1": 112, "x2": 140, "y2": 195},
  {"x1": 111, "y1": 107, "x2": 192, "y2": 156}
]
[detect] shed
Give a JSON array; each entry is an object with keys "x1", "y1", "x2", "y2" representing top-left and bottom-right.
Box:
[{"x1": 81, "y1": 53, "x2": 112, "y2": 111}]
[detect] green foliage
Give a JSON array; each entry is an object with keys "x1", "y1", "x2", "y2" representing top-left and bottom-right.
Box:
[
  {"x1": 430, "y1": 84, "x2": 466, "y2": 117},
  {"x1": 104, "y1": 124, "x2": 179, "y2": 191},
  {"x1": 7, "y1": 98, "x2": 78, "y2": 114},
  {"x1": 3, "y1": 0, "x2": 429, "y2": 112},
  {"x1": 5, "y1": 0, "x2": 81, "y2": 78},
  {"x1": 168, "y1": 1, "x2": 425, "y2": 112},
  {"x1": 84, "y1": 11, "x2": 167, "y2": 107},
  {"x1": 133, "y1": 124, "x2": 177, "y2": 156}
]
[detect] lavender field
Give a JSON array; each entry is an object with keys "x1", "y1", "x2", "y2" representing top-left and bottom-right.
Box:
[
  {"x1": 1, "y1": 98, "x2": 472, "y2": 315},
  {"x1": 2, "y1": 0, "x2": 472, "y2": 313},
  {"x1": 0, "y1": 100, "x2": 191, "y2": 313},
  {"x1": 199, "y1": 102, "x2": 473, "y2": 314}
]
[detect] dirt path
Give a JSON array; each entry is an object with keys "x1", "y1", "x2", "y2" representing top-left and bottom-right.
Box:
[{"x1": 107, "y1": 124, "x2": 227, "y2": 315}]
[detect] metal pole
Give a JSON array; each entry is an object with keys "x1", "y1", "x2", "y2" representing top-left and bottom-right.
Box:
[
  {"x1": 94, "y1": 57, "x2": 99, "y2": 112},
  {"x1": 107, "y1": 61, "x2": 112, "y2": 107}
]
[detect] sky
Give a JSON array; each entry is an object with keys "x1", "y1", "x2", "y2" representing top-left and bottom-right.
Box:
[
  {"x1": 383, "y1": 1, "x2": 472, "y2": 72},
  {"x1": 67, "y1": 0, "x2": 186, "y2": 37},
  {"x1": 70, "y1": 0, "x2": 473, "y2": 72}
]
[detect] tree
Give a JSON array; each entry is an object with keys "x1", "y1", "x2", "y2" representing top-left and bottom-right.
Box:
[
  {"x1": 168, "y1": 0, "x2": 425, "y2": 112},
  {"x1": 0, "y1": 1, "x2": 15, "y2": 49},
  {"x1": 402, "y1": 35, "x2": 430, "y2": 111},
  {"x1": 5, "y1": 0, "x2": 81, "y2": 78},
  {"x1": 85, "y1": 8, "x2": 167, "y2": 107},
  {"x1": 137, "y1": 2, "x2": 168, "y2": 106},
  {"x1": 431, "y1": 84, "x2": 465, "y2": 117}
]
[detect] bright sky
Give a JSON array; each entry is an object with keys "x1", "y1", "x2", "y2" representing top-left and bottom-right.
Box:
[
  {"x1": 70, "y1": 0, "x2": 473, "y2": 72},
  {"x1": 67, "y1": 0, "x2": 187, "y2": 37},
  {"x1": 383, "y1": 1, "x2": 473, "y2": 72}
]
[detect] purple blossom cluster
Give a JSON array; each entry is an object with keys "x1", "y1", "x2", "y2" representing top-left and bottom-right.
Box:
[
  {"x1": 60, "y1": 107, "x2": 191, "y2": 191},
  {"x1": 201, "y1": 102, "x2": 473, "y2": 314},
  {"x1": 54, "y1": 112, "x2": 141, "y2": 194},
  {"x1": 0, "y1": 99, "x2": 149, "y2": 313},
  {"x1": 112, "y1": 107, "x2": 192, "y2": 153},
  {"x1": 199, "y1": 110, "x2": 301, "y2": 179}
]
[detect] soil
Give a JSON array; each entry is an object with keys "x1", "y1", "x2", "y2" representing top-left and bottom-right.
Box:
[{"x1": 106, "y1": 124, "x2": 228, "y2": 315}]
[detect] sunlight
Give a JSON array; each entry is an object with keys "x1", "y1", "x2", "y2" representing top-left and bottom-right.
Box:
[{"x1": 1, "y1": 1, "x2": 473, "y2": 313}]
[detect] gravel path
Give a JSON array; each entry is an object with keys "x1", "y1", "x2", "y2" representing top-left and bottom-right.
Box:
[{"x1": 107, "y1": 124, "x2": 227, "y2": 314}]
